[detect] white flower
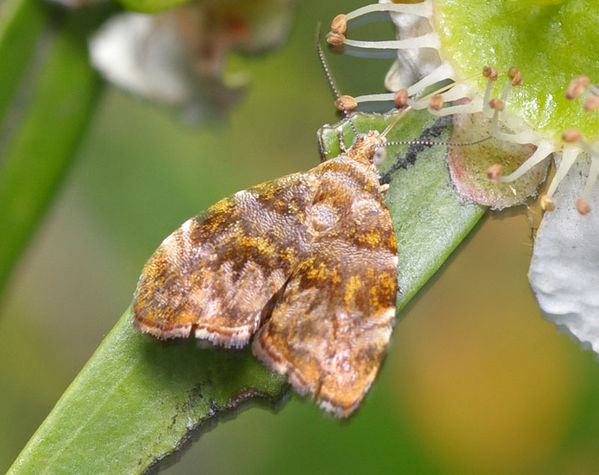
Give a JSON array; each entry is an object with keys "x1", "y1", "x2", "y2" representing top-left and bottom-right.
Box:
[{"x1": 89, "y1": 0, "x2": 294, "y2": 121}]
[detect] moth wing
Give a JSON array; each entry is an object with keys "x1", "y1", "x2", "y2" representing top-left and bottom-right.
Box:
[
  {"x1": 133, "y1": 172, "x2": 318, "y2": 347},
  {"x1": 253, "y1": 160, "x2": 398, "y2": 416}
]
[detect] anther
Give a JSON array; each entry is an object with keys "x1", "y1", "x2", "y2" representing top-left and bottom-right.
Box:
[
  {"x1": 482, "y1": 66, "x2": 498, "y2": 81},
  {"x1": 335, "y1": 95, "x2": 357, "y2": 112},
  {"x1": 429, "y1": 94, "x2": 444, "y2": 111},
  {"x1": 540, "y1": 194, "x2": 555, "y2": 212},
  {"x1": 508, "y1": 67, "x2": 522, "y2": 86},
  {"x1": 330, "y1": 14, "x2": 348, "y2": 35},
  {"x1": 326, "y1": 31, "x2": 345, "y2": 47},
  {"x1": 575, "y1": 75, "x2": 591, "y2": 86},
  {"x1": 584, "y1": 95, "x2": 599, "y2": 111},
  {"x1": 394, "y1": 88, "x2": 408, "y2": 108},
  {"x1": 562, "y1": 129, "x2": 582, "y2": 143},
  {"x1": 566, "y1": 75, "x2": 590, "y2": 99},
  {"x1": 489, "y1": 97, "x2": 504, "y2": 111},
  {"x1": 486, "y1": 164, "x2": 503, "y2": 180},
  {"x1": 576, "y1": 198, "x2": 591, "y2": 215}
]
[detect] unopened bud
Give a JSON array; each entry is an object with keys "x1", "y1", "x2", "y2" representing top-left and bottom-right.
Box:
[
  {"x1": 335, "y1": 95, "x2": 357, "y2": 112},
  {"x1": 326, "y1": 31, "x2": 345, "y2": 47},
  {"x1": 486, "y1": 164, "x2": 503, "y2": 180},
  {"x1": 562, "y1": 129, "x2": 582, "y2": 143},
  {"x1": 540, "y1": 194, "x2": 555, "y2": 211},
  {"x1": 576, "y1": 198, "x2": 591, "y2": 215},
  {"x1": 330, "y1": 14, "x2": 348, "y2": 35},
  {"x1": 394, "y1": 88, "x2": 408, "y2": 108}
]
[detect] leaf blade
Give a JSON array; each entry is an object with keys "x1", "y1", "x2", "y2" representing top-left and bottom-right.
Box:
[{"x1": 0, "y1": 7, "x2": 105, "y2": 294}]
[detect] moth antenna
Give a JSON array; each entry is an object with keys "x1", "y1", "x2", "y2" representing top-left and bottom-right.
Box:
[
  {"x1": 316, "y1": 23, "x2": 358, "y2": 138},
  {"x1": 384, "y1": 135, "x2": 492, "y2": 148}
]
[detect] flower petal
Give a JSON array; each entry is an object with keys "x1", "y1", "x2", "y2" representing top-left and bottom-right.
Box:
[
  {"x1": 89, "y1": 13, "x2": 197, "y2": 106},
  {"x1": 529, "y1": 155, "x2": 599, "y2": 353}
]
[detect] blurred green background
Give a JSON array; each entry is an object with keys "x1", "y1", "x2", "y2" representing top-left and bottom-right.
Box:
[{"x1": 3, "y1": 0, "x2": 599, "y2": 473}]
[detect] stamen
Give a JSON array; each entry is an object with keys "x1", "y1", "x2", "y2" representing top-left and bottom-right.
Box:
[
  {"x1": 394, "y1": 88, "x2": 408, "y2": 108},
  {"x1": 426, "y1": 97, "x2": 483, "y2": 116},
  {"x1": 424, "y1": 84, "x2": 483, "y2": 116},
  {"x1": 437, "y1": 82, "x2": 472, "y2": 102},
  {"x1": 508, "y1": 67, "x2": 522, "y2": 86},
  {"x1": 353, "y1": 92, "x2": 396, "y2": 105},
  {"x1": 335, "y1": 95, "x2": 358, "y2": 112},
  {"x1": 576, "y1": 199, "x2": 591, "y2": 215},
  {"x1": 489, "y1": 99, "x2": 504, "y2": 138},
  {"x1": 344, "y1": 1, "x2": 433, "y2": 22},
  {"x1": 330, "y1": 14, "x2": 347, "y2": 35},
  {"x1": 584, "y1": 95, "x2": 599, "y2": 111},
  {"x1": 500, "y1": 82, "x2": 512, "y2": 104},
  {"x1": 545, "y1": 145, "x2": 580, "y2": 197},
  {"x1": 499, "y1": 140, "x2": 555, "y2": 182},
  {"x1": 482, "y1": 66, "x2": 499, "y2": 81},
  {"x1": 482, "y1": 66, "x2": 498, "y2": 116},
  {"x1": 494, "y1": 128, "x2": 538, "y2": 145},
  {"x1": 326, "y1": 32, "x2": 345, "y2": 47},
  {"x1": 429, "y1": 94, "x2": 444, "y2": 111},
  {"x1": 489, "y1": 97, "x2": 504, "y2": 111},
  {"x1": 341, "y1": 32, "x2": 440, "y2": 51},
  {"x1": 566, "y1": 75, "x2": 590, "y2": 99},
  {"x1": 562, "y1": 129, "x2": 582, "y2": 143},
  {"x1": 406, "y1": 61, "x2": 456, "y2": 97}
]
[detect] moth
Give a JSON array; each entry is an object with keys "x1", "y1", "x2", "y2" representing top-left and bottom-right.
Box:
[{"x1": 133, "y1": 122, "x2": 401, "y2": 417}]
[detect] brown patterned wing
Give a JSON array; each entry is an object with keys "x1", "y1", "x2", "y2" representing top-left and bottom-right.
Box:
[
  {"x1": 133, "y1": 172, "x2": 318, "y2": 347},
  {"x1": 252, "y1": 156, "x2": 399, "y2": 416}
]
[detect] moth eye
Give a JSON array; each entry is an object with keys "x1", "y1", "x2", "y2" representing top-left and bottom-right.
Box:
[{"x1": 373, "y1": 148, "x2": 387, "y2": 166}]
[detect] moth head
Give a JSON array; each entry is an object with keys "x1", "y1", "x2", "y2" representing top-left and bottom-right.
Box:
[{"x1": 347, "y1": 130, "x2": 389, "y2": 166}]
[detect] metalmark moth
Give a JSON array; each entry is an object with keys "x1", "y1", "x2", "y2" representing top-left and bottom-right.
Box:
[
  {"x1": 133, "y1": 125, "x2": 400, "y2": 417},
  {"x1": 132, "y1": 20, "x2": 424, "y2": 417}
]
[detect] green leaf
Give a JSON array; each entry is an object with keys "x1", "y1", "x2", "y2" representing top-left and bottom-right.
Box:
[
  {"x1": 0, "y1": 3, "x2": 106, "y2": 294},
  {"x1": 9, "y1": 308, "x2": 288, "y2": 473},
  {"x1": 116, "y1": 0, "x2": 189, "y2": 14},
  {"x1": 9, "y1": 111, "x2": 485, "y2": 473},
  {"x1": 0, "y1": 0, "x2": 45, "y2": 122}
]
